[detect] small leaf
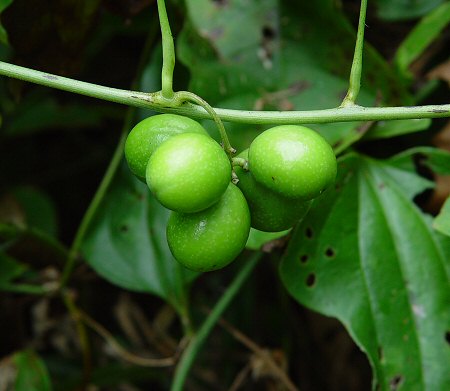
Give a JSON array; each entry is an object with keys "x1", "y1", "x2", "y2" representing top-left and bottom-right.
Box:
[
  {"x1": 394, "y1": 2, "x2": 450, "y2": 76},
  {"x1": 434, "y1": 197, "x2": 450, "y2": 236},
  {"x1": 364, "y1": 119, "x2": 431, "y2": 140},
  {"x1": 12, "y1": 350, "x2": 52, "y2": 391},
  {"x1": 81, "y1": 161, "x2": 197, "y2": 310},
  {"x1": 280, "y1": 152, "x2": 450, "y2": 390},
  {"x1": 0, "y1": 0, "x2": 14, "y2": 45},
  {"x1": 0, "y1": 252, "x2": 28, "y2": 285},
  {"x1": 245, "y1": 228, "x2": 289, "y2": 251},
  {"x1": 388, "y1": 146, "x2": 450, "y2": 176},
  {"x1": 375, "y1": 0, "x2": 445, "y2": 21},
  {"x1": 11, "y1": 187, "x2": 58, "y2": 237}
]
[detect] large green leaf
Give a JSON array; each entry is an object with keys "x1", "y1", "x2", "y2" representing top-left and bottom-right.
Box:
[
  {"x1": 81, "y1": 161, "x2": 196, "y2": 310},
  {"x1": 280, "y1": 151, "x2": 450, "y2": 390},
  {"x1": 178, "y1": 0, "x2": 411, "y2": 151}
]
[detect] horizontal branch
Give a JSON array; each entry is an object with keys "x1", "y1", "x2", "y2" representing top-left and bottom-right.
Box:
[{"x1": 1, "y1": 61, "x2": 449, "y2": 125}]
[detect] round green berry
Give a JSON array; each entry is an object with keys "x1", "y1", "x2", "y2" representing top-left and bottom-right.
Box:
[
  {"x1": 125, "y1": 114, "x2": 208, "y2": 181},
  {"x1": 248, "y1": 125, "x2": 337, "y2": 200},
  {"x1": 146, "y1": 132, "x2": 231, "y2": 213},
  {"x1": 234, "y1": 150, "x2": 312, "y2": 232},
  {"x1": 166, "y1": 183, "x2": 250, "y2": 272}
]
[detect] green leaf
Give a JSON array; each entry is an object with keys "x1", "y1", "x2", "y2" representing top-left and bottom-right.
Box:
[
  {"x1": 11, "y1": 187, "x2": 58, "y2": 237},
  {"x1": 388, "y1": 146, "x2": 450, "y2": 176},
  {"x1": 245, "y1": 228, "x2": 289, "y2": 251},
  {"x1": 0, "y1": 0, "x2": 13, "y2": 45},
  {"x1": 280, "y1": 152, "x2": 450, "y2": 390},
  {"x1": 0, "y1": 252, "x2": 28, "y2": 285},
  {"x1": 364, "y1": 119, "x2": 431, "y2": 140},
  {"x1": 178, "y1": 0, "x2": 411, "y2": 151},
  {"x1": 375, "y1": 0, "x2": 445, "y2": 21},
  {"x1": 12, "y1": 350, "x2": 52, "y2": 391},
  {"x1": 3, "y1": 95, "x2": 108, "y2": 137},
  {"x1": 81, "y1": 161, "x2": 197, "y2": 309},
  {"x1": 394, "y1": 2, "x2": 450, "y2": 76},
  {"x1": 434, "y1": 197, "x2": 450, "y2": 236}
]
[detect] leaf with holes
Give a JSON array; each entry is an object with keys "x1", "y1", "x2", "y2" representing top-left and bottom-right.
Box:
[
  {"x1": 81, "y1": 161, "x2": 197, "y2": 312},
  {"x1": 178, "y1": 0, "x2": 412, "y2": 152},
  {"x1": 280, "y1": 151, "x2": 450, "y2": 390}
]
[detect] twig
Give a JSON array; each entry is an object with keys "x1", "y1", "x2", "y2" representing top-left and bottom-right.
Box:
[
  {"x1": 78, "y1": 309, "x2": 177, "y2": 367},
  {"x1": 170, "y1": 253, "x2": 262, "y2": 391},
  {"x1": 228, "y1": 363, "x2": 252, "y2": 391},
  {"x1": 218, "y1": 317, "x2": 299, "y2": 391}
]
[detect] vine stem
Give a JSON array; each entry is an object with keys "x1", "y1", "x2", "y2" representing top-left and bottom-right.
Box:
[
  {"x1": 341, "y1": 0, "x2": 368, "y2": 107},
  {"x1": 157, "y1": 0, "x2": 175, "y2": 99},
  {"x1": 176, "y1": 91, "x2": 235, "y2": 158},
  {"x1": 170, "y1": 253, "x2": 262, "y2": 391},
  {"x1": 59, "y1": 26, "x2": 159, "y2": 288},
  {"x1": 59, "y1": 127, "x2": 128, "y2": 288},
  {"x1": 63, "y1": 291, "x2": 92, "y2": 387},
  {"x1": 0, "y1": 61, "x2": 449, "y2": 123}
]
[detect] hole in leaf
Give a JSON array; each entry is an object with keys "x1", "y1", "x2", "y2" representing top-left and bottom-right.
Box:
[
  {"x1": 262, "y1": 25, "x2": 276, "y2": 40},
  {"x1": 445, "y1": 331, "x2": 450, "y2": 345},
  {"x1": 300, "y1": 255, "x2": 308, "y2": 264},
  {"x1": 325, "y1": 247, "x2": 335, "y2": 258},
  {"x1": 389, "y1": 375, "x2": 403, "y2": 390},
  {"x1": 120, "y1": 225, "x2": 129, "y2": 233},
  {"x1": 306, "y1": 273, "x2": 316, "y2": 287},
  {"x1": 305, "y1": 227, "x2": 313, "y2": 239},
  {"x1": 271, "y1": 176, "x2": 276, "y2": 181}
]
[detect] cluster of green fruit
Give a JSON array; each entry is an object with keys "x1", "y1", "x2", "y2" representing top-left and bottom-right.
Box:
[{"x1": 125, "y1": 114, "x2": 337, "y2": 272}]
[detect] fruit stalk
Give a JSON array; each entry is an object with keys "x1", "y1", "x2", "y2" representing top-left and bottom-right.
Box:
[{"x1": 176, "y1": 91, "x2": 236, "y2": 159}]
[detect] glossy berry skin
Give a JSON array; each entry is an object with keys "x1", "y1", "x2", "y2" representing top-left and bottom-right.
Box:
[
  {"x1": 125, "y1": 114, "x2": 208, "y2": 181},
  {"x1": 248, "y1": 125, "x2": 337, "y2": 200},
  {"x1": 146, "y1": 132, "x2": 231, "y2": 213},
  {"x1": 235, "y1": 150, "x2": 312, "y2": 232},
  {"x1": 166, "y1": 183, "x2": 250, "y2": 272}
]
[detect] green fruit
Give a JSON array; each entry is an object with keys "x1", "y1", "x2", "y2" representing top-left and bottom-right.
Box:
[
  {"x1": 248, "y1": 125, "x2": 337, "y2": 200},
  {"x1": 125, "y1": 114, "x2": 208, "y2": 181},
  {"x1": 235, "y1": 149, "x2": 312, "y2": 232},
  {"x1": 166, "y1": 183, "x2": 250, "y2": 272},
  {"x1": 146, "y1": 132, "x2": 231, "y2": 213}
]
